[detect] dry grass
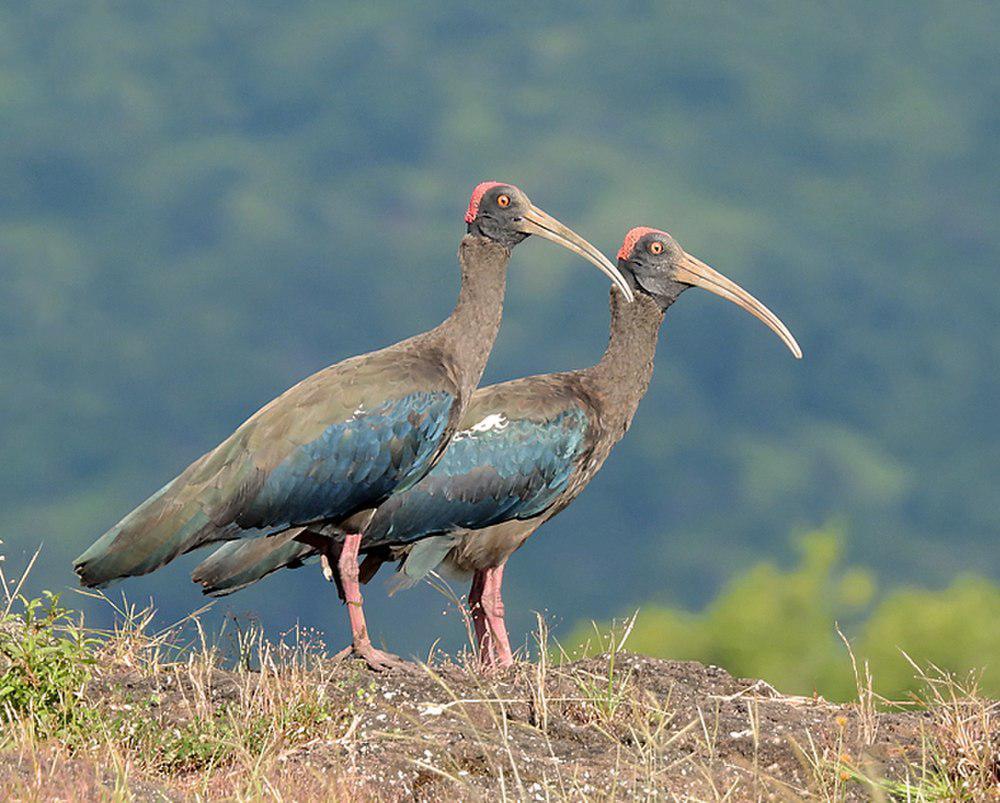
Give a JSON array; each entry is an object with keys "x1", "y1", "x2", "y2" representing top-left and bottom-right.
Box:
[
  {"x1": 2, "y1": 594, "x2": 362, "y2": 799},
  {"x1": 1, "y1": 549, "x2": 998, "y2": 800}
]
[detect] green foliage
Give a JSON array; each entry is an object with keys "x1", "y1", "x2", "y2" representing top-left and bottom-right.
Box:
[
  {"x1": 860, "y1": 577, "x2": 1000, "y2": 699},
  {"x1": 0, "y1": 592, "x2": 97, "y2": 742},
  {"x1": 0, "y1": 579, "x2": 351, "y2": 770},
  {"x1": 571, "y1": 527, "x2": 1000, "y2": 701},
  {"x1": 570, "y1": 616, "x2": 638, "y2": 724}
]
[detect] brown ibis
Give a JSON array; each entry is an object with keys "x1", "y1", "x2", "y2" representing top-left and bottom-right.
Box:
[
  {"x1": 193, "y1": 226, "x2": 800, "y2": 668},
  {"x1": 74, "y1": 182, "x2": 633, "y2": 670}
]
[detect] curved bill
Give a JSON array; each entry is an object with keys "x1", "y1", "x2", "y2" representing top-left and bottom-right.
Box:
[
  {"x1": 517, "y1": 205, "x2": 635, "y2": 302},
  {"x1": 676, "y1": 251, "x2": 802, "y2": 358}
]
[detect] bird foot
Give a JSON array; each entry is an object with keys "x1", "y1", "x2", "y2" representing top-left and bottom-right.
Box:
[
  {"x1": 478, "y1": 654, "x2": 516, "y2": 675},
  {"x1": 334, "y1": 641, "x2": 405, "y2": 672}
]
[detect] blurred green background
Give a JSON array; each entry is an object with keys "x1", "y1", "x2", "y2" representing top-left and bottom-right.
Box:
[{"x1": 2, "y1": 3, "x2": 998, "y2": 698}]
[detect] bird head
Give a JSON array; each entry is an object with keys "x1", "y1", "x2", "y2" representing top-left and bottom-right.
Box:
[
  {"x1": 465, "y1": 182, "x2": 634, "y2": 301},
  {"x1": 617, "y1": 227, "x2": 801, "y2": 358}
]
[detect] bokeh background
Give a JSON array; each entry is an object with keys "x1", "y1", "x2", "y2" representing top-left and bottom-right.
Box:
[{"x1": 2, "y1": 3, "x2": 998, "y2": 698}]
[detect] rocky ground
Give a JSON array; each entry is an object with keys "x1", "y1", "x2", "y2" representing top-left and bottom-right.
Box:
[{"x1": 4, "y1": 645, "x2": 997, "y2": 801}]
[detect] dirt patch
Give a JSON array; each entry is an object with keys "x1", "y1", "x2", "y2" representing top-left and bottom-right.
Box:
[
  {"x1": 4, "y1": 651, "x2": 997, "y2": 800},
  {"x1": 288, "y1": 654, "x2": 931, "y2": 800}
]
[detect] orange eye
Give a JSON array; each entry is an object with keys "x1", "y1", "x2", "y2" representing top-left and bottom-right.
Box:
[
  {"x1": 648, "y1": 241, "x2": 664, "y2": 255},
  {"x1": 496, "y1": 194, "x2": 511, "y2": 208}
]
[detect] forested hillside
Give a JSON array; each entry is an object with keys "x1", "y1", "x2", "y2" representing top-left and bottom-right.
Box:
[{"x1": 1, "y1": 3, "x2": 997, "y2": 662}]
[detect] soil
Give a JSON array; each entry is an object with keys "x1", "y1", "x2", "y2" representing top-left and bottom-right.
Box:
[{"x1": 9, "y1": 650, "x2": 982, "y2": 800}]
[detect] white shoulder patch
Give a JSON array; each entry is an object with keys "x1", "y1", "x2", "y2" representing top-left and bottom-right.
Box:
[{"x1": 454, "y1": 412, "x2": 509, "y2": 440}]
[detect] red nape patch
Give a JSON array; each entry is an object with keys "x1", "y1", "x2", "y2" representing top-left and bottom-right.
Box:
[
  {"x1": 617, "y1": 226, "x2": 663, "y2": 261},
  {"x1": 465, "y1": 181, "x2": 505, "y2": 223}
]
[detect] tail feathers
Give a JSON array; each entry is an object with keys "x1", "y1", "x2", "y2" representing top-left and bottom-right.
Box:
[
  {"x1": 386, "y1": 535, "x2": 457, "y2": 596},
  {"x1": 192, "y1": 531, "x2": 317, "y2": 597},
  {"x1": 358, "y1": 550, "x2": 389, "y2": 585},
  {"x1": 74, "y1": 478, "x2": 230, "y2": 588}
]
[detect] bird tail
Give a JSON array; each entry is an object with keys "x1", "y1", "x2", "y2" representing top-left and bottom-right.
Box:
[
  {"x1": 73, "y1": 474, "x2": 229, "y2": 588},
  {"x1": 386, "y1": 535, "x2": 459, "y2": 596},
  {"x1": 192, "y1": 531, "x2": 318, "y2": 597}
]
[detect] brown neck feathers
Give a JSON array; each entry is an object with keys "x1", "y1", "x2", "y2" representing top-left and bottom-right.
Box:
[
  {"x1": 583, "y1": 289, "x2": 665, "y2": 434},
  {"x1": 433, "y1": 234, "x2": 509, "y2": 397}
]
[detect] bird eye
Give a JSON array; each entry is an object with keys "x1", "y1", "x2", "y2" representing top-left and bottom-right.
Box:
[
  {"x1": 496, "y1": 194, "x2": 511, "y2": 208},
  {"x1": 648, "y1": 241, "x2": 664, "y2": 255}
]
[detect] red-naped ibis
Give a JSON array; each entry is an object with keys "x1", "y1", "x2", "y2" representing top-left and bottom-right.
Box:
[
  {"x1": 192, "y1": 227, "x2": 800, "y2": 668},
  {"x1": 74, "y1": 183, "x2": 633, "y2": 670}
]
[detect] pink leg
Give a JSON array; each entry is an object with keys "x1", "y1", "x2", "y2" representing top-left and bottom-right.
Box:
[
  {"x1": 469, "y1": 570, "x2": 489, "y2": 657},
  {"x1": 470, "y1": 564, "x2": 514, "y2": 669},
  {"x1": 331, "y1": 533, "x2": 402, "y2": 671}
]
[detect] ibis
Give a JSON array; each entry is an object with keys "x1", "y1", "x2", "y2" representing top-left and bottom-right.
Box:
[
  {"x1": 74, "y1": 183, "x2": 632, "y2": 670},
  {"x1": 193, "y1": 227, "x2": 800, "y2": 668}
]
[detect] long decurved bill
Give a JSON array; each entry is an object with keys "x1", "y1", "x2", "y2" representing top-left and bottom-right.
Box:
[
  {"x1": 517, "y1": 206, "x2": 635, "y2": 302},
  {"x1": 676, "y1": 252, "x2": 802, "y2": 358}
]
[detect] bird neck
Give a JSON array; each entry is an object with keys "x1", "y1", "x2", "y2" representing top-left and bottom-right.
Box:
[
  {"x1": 434, "y1": 234, "x2": 509, "y2": 394},
  {"x1": 584, "y1": 290, "x2": 666, "y2": 429}
]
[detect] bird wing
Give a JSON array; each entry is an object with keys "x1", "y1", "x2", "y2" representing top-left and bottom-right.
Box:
[
  {"x1": 75, "y1": 345, "x2": 459, "y2": 587},
  {"x1": 363, "y1": 378, "x2": 593, "y2": 548},
  {"x1": 192, "y1": 530, "x2": 320, "y2": 597}
]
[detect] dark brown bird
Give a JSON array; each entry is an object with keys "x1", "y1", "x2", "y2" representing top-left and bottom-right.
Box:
[
  {"x1": 193, "y1": 226, "x2": 800, "y2": 667},
  {"x1": 74, "y1": 182, "x2": 632, "y2": 670}
]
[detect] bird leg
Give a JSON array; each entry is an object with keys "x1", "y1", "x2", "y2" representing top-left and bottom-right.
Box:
[
  {"x1": 330, "y1": 533, "x2": 402, "y2": 671},
  {"x1": 468, "y1": 570, "x2": 489, "y2": 656},
  {"x1": 470, "y1": 563, "x2": 514, "y2": 669}
]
